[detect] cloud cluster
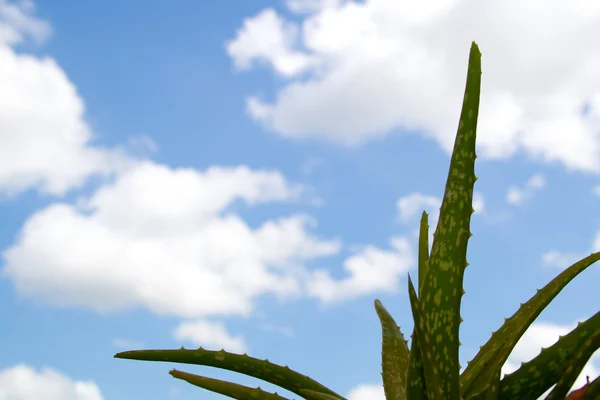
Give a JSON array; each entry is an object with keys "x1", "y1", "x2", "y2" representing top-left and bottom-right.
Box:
[
  {"x1": 0, "y1": 1, "x2": 133, "y2": 198},
  {"x1": 227, "y1": 0, "x2": 600, "y2": 173},
  {"x1": 0, "y1": 365, "x2": 104, "y2": 400},
  {"x1": 1, "y1": 161, "x2": 342, "y2": 318}
]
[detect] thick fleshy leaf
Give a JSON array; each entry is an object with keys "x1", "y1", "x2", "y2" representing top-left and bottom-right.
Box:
[
  {"x1": 417, "y1": 211, "x2": 431, "y2": 293},
  {"x1": 483, "y1": 366, "x2": 501, "y2": 400},
  {"x1": 417, "y1": 40, "x2": 482, "y2": 400},
  {"x1": 300, "y1": 389, "x2": 350, "y2": 400},
  {"x1": 408, "y1": 274, "x2": 444, "y2": 399},
  {"x1": 374, "y1": 299, "x2": 409, "y2": 400},
  {"x1": 406, "y1": 211, "x2": 431, "y2": 400},
  {"x1": 543, "y1": 319, "x2": 600, "y2": 400},
  {"x1": 460, "y1": 252, "x2": 600, "y2": 399},
  {"x1": 469, "y1": 311, "x2": 600, "y2": 400},
  {"x1": 169, "y1": 369, "x2": 291, "y2": 400},
  {"x1": 115, "y1": 348, "x2": 346, "y2": 400}
]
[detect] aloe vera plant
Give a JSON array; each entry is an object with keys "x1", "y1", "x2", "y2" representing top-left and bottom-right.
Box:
[{"x1": 114, "y1": 42, "x2": 600, "y2": 399}]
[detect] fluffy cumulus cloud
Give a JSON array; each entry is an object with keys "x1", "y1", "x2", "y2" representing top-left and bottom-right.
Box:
[
  {"x1": 0, "y1": 364, "x2": 104, "y2": 400},
  {"x1": 173, "y1": 319, "x2": 247, "y2": 353},
  {"x1": 306, "y1": 236, "x2": 414, "y2": 304},
  {"x1": 347, "y1": 319, "x2": 599, "y2": 400},
  {"x1": 226, "y1": 0, "x2": 600, "y2": 174},
  {"x1": 0, "y1": 0, "x2": 134, "y2": 197},
  {"x1": 1, "y1": 161, "x2": 341, "y2": 318}
]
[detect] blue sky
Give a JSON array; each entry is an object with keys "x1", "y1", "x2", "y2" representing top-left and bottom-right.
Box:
[{"x1": 0, "y1": 0, "x2": 599, "y2": 399}]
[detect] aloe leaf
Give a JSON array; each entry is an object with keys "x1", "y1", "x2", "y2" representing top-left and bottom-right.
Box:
[
  {"x1": 543, "y1": 319, "x2": 600, "y2": 400},
  {"x1": 460, "y1": 252, "x2": 600, "y2": 398},
  {"x1": 406, "y1": 211, "x2": 431, "y2": 400},
  {"x1": 169, "y1": 369, "x2": 291, "y2": 399},
  {"x1": 582, "y1": 375, "x2": 599, "y2": 399},
  {"x1": 417, "y1": 211, "x2": 431, "y2": 293},
  {"x1": 374, "y1": 299, "x2": 409, "y2": 400},
  {"x1": 300, "y1": 388, "x2": 351, "y2": 400},
  {"x1": 417, "y1": 40, "x2": 482, "y2": 400},
  {"x1": 408, "y1": 274, "x2": 444, "y2": 399},
  {"x1": 115, "y1": 347, "x2": 346, "y2": 400},
  {"x1": 473, "y1": 311, "x2": 600, "y2": 400},
  {"x1": 483, "y1": 366, "x2": 501, "y2": 400}
]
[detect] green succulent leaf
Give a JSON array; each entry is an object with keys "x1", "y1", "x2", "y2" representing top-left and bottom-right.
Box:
[
  {"x1": 482, "y1": 366, "x2": 501, "y2": 400},
  {"x1": 300, "y1": 389, "x2": 351, "y2": 400},
  {"x1": 584, "y1": 375, "x2": 600, "y2": 399},
  {"x1": 417, "y1": 40, "x2": 482, "y2": 400},
  {"x1": 542, "y1": 316, "x2": 600, "y2": 400},
  {"x1": 374, "y1": 299, "x2": 409, "y2": 400},
  {"x1": 460, "y1": 252, "x2": 600, "y2": 399},
  {"x1": 469, "y1": 311, "x2": 600, "y2": 400},
  {"x1": 169, "y1": 369, "x2": 291, "y2": 400},
  {"x1": 115, "y1": 348, "x2": 346, "y2": 400},
  {"x1": 417, "y1": 211, "x2": 431, "y2": 293},
  {"x1": 406, "y1": 211, "x2": 431, "y2": 400},
  {"x1": 408, "y1": 274, "x2": 444, "y2": 399}
]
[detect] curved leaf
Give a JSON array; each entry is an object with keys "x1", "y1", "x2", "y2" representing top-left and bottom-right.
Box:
[
  {"x1": 406, "y1": 211, "x2": 431, "y2": 400},
  {"x1": 470, "y1": 311, "x2": 600, "y2": 400},
  {"x1": 461, "y1": 252, "x2": 600, "y2": 398},
  {"x1": 300, "y1": 389, "x2": 350, "y2": 400},
  {"x1": 374, "y1": 299, "x2": 409, "y2": 400},
  {"x1": 543, "y1": 320, "x2": 600, "y2": 400},
  {"x1": 115, "y1": 347, "x2": 346, "y2": 400},
  {"x1": 417, "y1": 40, "x2": 482, "y2": 400},
  {"x1": 408, "y1": 274, "x2": 444, "y2": 399},
  {"x1": 169, "y1": 369, "x2": 291, "y2": 400}
]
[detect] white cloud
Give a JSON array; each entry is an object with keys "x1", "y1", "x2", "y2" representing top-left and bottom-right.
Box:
[
  {"x1": 346, "y1": 383, "x2": 384, "y2": 400},
  {"x1": 472, "y1": 191, "x2": 485, "y2": 213},
  {"x1": 541, "y1": 250, "x2": 583, "y2": 269},
  {"x1": 397, "y1": 192, "x2": 441, "y2": 223},
  {"x1": 0, "y1": 364, "x2": 104, "y2": 400},
  {"x1": 306, "y1": 236, "x2": 413, "y2": 304},
  {"x1": 594, "y1": 185, "x2": 600, "y2": 197},
  {"x1": 227, "y1": 0, "x2": 600, "y2": 174},
  {"x1": 173, "y1": 319, "x2": 247, "y2": 354},
  {"x1": 397, "y1": 191, "x2": 484, "y2": 245},
  {"x1": 0, "y1": 0, "x2": 51, "y2": 46},
  {"x1": 0, "y1": 2, "x2": 134, "y2": 198},
  {"x1": 506, "y1": 173, "x2": 545, "y2": 205},
  {"x1": 285, "y1": 0, "x2": 341, "y2": 14},
  {"x1": 226, "y1": 9, "x2": 319, "y2": 77},
  {"x1": 1, "y1": 161, "x2": 340, "y2": 319}
]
